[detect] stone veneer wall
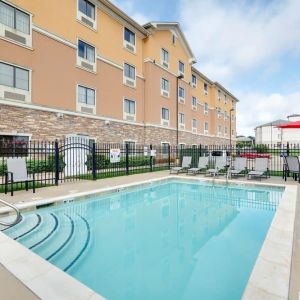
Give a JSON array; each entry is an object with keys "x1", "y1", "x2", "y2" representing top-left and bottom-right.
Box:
[{"x1": 0, "y1": 104, "x2": 232, "y2": 145}]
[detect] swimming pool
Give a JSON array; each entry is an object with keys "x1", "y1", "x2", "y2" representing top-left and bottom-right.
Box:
[{"x1": 2, "y1": 179, "x2": 284, "y2": 300}]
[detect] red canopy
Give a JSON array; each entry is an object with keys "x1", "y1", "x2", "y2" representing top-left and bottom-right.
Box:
[{"x1": 277, "y1": 121, "x2": 300, "y2": 128}]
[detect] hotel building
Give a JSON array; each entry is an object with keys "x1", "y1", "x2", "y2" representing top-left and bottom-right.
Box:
[{"x1": 0, "y1": 0, "x2": 238, "y2": 148}]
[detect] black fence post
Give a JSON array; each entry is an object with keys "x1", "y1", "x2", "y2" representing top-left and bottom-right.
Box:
[
  {"x1": 125, "y1": 143, "x2": 129, "y2": 175},
  {"x1": 92, "y1": 142, "x2": 96, "y2": 180},
  {"x1": 54, "y1": 140, "x2": 59, "y2": 186},
  {"x1": 168, "y1": 144, "x2": 171, "y2": 170},
  {"x1": 150, "y1": 144, "x2": 153, "y2": 172}
]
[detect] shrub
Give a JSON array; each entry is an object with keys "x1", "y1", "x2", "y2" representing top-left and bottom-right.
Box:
[{"x1": 256, "y1": 144, "x2": 269, "y2": 153}]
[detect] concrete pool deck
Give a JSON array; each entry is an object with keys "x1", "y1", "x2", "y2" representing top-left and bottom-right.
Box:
[{"x1": 0, "y1": 171, "x2": 299, "y2": 299}]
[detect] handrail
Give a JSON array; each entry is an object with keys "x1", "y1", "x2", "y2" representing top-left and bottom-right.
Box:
[{"x1": 0, "y1": 199, "x2": 22, "y2": 227}]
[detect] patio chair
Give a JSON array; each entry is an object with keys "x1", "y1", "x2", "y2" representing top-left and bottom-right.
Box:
[
  {"x1": 247, "y1": 158, "x2": 269, "y2": 180},
  {"x1": 4, "y1": 158, "x2": 35, "y2": 196},
  {"x1": 206, "y1": 156, "x2": 227, "y2": 177},
  {"x1": 284, "y1": 156, "x2": 300, "y2": 183},
  {"x1": 187, "y1": 156, "x2": 209, "y2": 176},
  {"x1": 170, "y1": 156, "x2": 192, "y2": 174},
  {"x1": 228, "y1": 157, "x2": 247, "y2": 178}
]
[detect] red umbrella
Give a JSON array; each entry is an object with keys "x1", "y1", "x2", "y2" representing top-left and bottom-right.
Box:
[{"x1": 277, "y1": 121, "x2": 300, "y2": 128}]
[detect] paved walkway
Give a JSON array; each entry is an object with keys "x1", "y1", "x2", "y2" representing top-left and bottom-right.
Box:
[{"x1": 0, "y1": 171, "x2": 299, "y2": 299}]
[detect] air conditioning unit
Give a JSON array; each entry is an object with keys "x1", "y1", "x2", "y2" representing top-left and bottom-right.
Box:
[
  {"x1": 162, "y1": 90, "x2": 169, "y2": 98},
  {"x1": 192, "y1": 106, "x2": 197, "y2": 111},
  {"x1": 162, "y1": 61, "x2": 169, "y2": 68},
  {"x1": 124, "y1": 77, "x2": 136, "y2": 87},
  {"x1": 204, "y1": 130, "x2": 208, "y2": 135},
  {"x1": 192, "y1": 128, "x2": 197, "y2": 133},
  {"x1": 178, "y1": 71, "x2": 184, "y2": 78},
  {"x1": 124, "y1": 41, "x2": 135, "y2": 53},
  {"x1": 179, "y1": 97, "x2": 185, "y2": 104},
  {"x1": 179, "y1": 124, "x2": 185, "y2": 130},
  {"x1": 204, "y1": 111, "x2": 208, "y2": 115},
  {"x1": 81, "y1": 61, "x2": 94, "y2": 71},
  {"x1": 162, "y1": 120, "x2": 169, "y2": 126},
  {"x1": 125, "y1": 114, "x2": 135, "y2": 121},
  {"x1": 191, "y1": 82, "x2": 196, "y2": 88},
  {"x1": 81, "y1": 16, "x2": 94, "y2": 28},
  {"x1": 4, "y1": 90, "x2": 26, "y2": 101},
  {"x1": 204, "y1": 91, "x2": 208, "y2": 96},
  {"x1": 81, "y1": 106, "x2": 94, "y2": 114},
  {"x1": 5, "y1": 30, "x2": 26, "y2": 44}
]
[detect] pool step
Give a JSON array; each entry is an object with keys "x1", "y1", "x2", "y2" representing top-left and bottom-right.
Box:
[
  {"x1": 50, "y1": 214, "x2": 91, "y2": 272},
  {"x1": 3, "y1": 214, "x2": 41, "y2": 240}
]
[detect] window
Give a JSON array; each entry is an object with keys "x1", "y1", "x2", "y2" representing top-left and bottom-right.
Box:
[
  {"x1": 0, "y1": 62, "x2": 29, "y2": 91},
  {"x1": 192, "y1": 119, "x2": 197, "y2": 129},
  {"x1": 204, "y1": 83, "x2": 208, "y2": 95},
  {"x1": 224, "y1": 94, "x2": 227, "y2": 104},
  {"x1": 218, "y1": 125, "x2": 222, "y2": 135},
  {"x1": 78, "y1": 85, "x2": 95, "y2": 105},
  {"x1": 192, "y1": 74, "x2": 197, "y2": 86},
  {"x1": 161, "y1": 78, "x2": 169, "y2": 92},
  {"x1": 124, "y1": 99, "x2": 135, "y2": 115},
  {"x1": 179, "y1": 113, "x2": 185, "y2": 125},
  {"x1": 179, "y1": 61, "x2": 185, "y2": 75},
  {"x1": 225, "y1": 127, "x2": 228, "y2": 136},
  {"x1": 124, "y1": 27, "x2": 135, "y2": 46},
  {"x1": 124, "y1": 141, "x2": 136, "y2": 155},
  {"x1": 204, "y1": 102, "x2": 208, "y2": 114},
  {"x1": 0, "y1": 135, "x2": 29, "y2": 157},
  {"x1": 78, "y1": 40, "x2": 95, "y2": 63},
  {"x1": 172, "y1": 34, "x2": 176, "y2": 45},
  {"x1": 78, "y1": 0, "x2": 95, "y2": 20},
  {"x1": 124, "y1": 63, "x2": 135, "y2": 80},
  {"x1": 124, "y1": 63, "x2": 136, "y2": 87},
  {"x1": 178, "y1": 87, "x2": 185, "y2": 102},
  {"x1": 179, "y1": 143, "x2": 185, "y2": 150},
  {"x1": 218, "y1": 89, "x2": 221, "y2": 100},
  {"x1": 0, "y1": 1, "x2": 30, "y2": 34},
  {"x1": 224, "y1": 111, "x2": 228, "y2": 120},
  {"x1": 204, "y1": 122, "x2": 209, "y2": 132},
  {"x1": 217, "y1": 107, "x2": 221, "y2": 118},
  {"x1": 192, "y1": 96, "x2": 197, "y2": 109},
  {"x1": 161, "y1": 142, "x2": 169, "y2": 155},
  {"x1": 162, "y1": 108, "x2": 169, "y2": 120},
  {"x1": 161, "y1": 49, "x2": 169, "y2": 67}
]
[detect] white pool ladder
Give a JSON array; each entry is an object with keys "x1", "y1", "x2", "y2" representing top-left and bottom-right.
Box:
[{"x1": 0, "y1": 199, "x2": 22, "y2": 227}]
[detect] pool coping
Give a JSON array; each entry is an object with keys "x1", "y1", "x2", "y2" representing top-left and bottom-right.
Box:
[{"x1": 0, "y1": 175, "x2": 297, "y2": 300}]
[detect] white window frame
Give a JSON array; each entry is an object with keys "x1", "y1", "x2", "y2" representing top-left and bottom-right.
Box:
[
  {"x1": 161, "y1": 141, "x2": 170, "y2": 156},
  {"x1": 76, "y1": 84, "x2": 96, "y2": 114},
  {"x1": 218, "y1": 125, "x2": 222, "y2": 136},
  {"x1": 204, "y1": 83, "x2": 208, "y2": 96},
  {"x1": 204, "y1": 102, "x2": 209, "y2": 115},
  {"x1": 192, "y1": 96, "x2": 197, "y2": 111},
  {"x1": 204, "y1": 122, "x2": 209, "y2": 135},
  {"x1": 191, "y1": 74, "x2": 197, "y2": 88},
  {"x1": 224, "y1": 94, "x2": 227, "y2": 104},
  {"x1": 224, "y1": 127, "x2": 228, "y2": 136},
  {"x1": 76, "y1": 38, "x2": 97, "y2": 72},
  {"x1": 178, "y1": 87, "x2": 185, "y2": 104},
  {"x1": 217, "y1": 89, "x2": 221, "y2": 100},
  {"x1": 178, "y1": 60, "x2": 185, "y2": 77},
  {"x1": 123, "y1": 27, "x2": 136, "y2": 53},
  {"x1": 76, "y1": 0, "x2": 97, "y2": 30},
  {"x1": 178, "y1": 112, "x2": 185, "y2": 130},
  {"x1": 161, "y1": 48, "x2": 169, "y2": 69},
  {"x1": 161, "y1": 77, "x2": 170, "y2": 98},
  {"x1": 123, "y1": 62, "x2": 136, "y2": 88},
  {"x1": 0, "y1": 0, "x2": 32, "y2": 47},
  {"x1": 123, "y1": 98, "x2": 136, "y2": 122},
  {"x1": 0, "y1": 60, "x2": 31, "y2": 103},
  {"x1": 192, "y1": 119, "x2": 197, "y2": 133},
  {"x1": 161, "y1": 107, "x2": 170, "y2": 127}
]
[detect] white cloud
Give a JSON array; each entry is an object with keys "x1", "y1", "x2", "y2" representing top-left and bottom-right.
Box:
[
  {"x1": 179, "y1": 0, "x2": 300, "y2": 83},
  {"x1": 110, "y1": 0, "x2": 151, "y2": 25},
  {"x1": 236, "y1": 91, "x2": 300, "y2": 136}
]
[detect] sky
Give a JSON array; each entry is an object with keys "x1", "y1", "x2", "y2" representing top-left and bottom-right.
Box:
[{"x1": 111, "y1": 0, "x2": 300, "y2": 137}]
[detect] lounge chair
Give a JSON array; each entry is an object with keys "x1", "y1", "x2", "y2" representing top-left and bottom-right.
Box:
[
  {"x1": 170, "y1": 156, "x2": 192, "y2": 174},
  {"x1": 187, "y1": 156, "x2": 209, "y2": 175},
  {"x1": 206, "y1": 156, "x2": 227, "y2": 177},
  {"x1": 247, "y1": 158, "x2": 269, "y2": 180},
  {"x1": 4, "y1": 158, "x2": 35, "y2": 196},
  {"x1": 228, "y1": 157, "x2": 247, "y2": 178},
  {"x1": 284, "y1": 156, "x2": 300, "y2": 183}
]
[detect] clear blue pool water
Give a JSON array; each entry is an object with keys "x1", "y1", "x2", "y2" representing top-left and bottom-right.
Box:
[{"x1": 3, "y1": 180, "x2": 283, "y2": 300}]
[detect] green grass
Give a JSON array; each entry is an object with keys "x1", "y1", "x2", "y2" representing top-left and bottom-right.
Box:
[{"x1": 0, "y1": 182, "x2": 54, "y2": 194}]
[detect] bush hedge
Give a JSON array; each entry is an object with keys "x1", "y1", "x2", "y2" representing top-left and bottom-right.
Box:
[
  {"x1": 85, "y1": 154, "x2": 151, "y2": 170},
  {"x1": 0, "y1": 155, "x2": 65, "y2": 176}
]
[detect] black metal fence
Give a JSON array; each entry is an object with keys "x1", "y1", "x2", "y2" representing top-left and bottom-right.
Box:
[{"x1": 0, "y1": 139, "x2": 298, "y2": 193}]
